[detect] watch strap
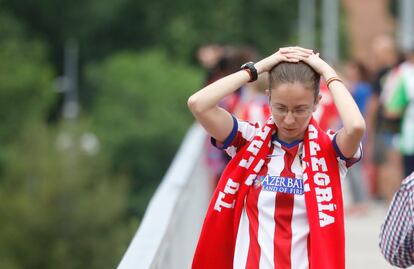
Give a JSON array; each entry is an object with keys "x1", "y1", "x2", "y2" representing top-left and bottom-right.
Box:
[{"x1": 241, "y1": 61, "x2": 258, "y2": 82}]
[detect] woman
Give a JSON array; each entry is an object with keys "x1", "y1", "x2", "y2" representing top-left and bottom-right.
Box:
[{"x1": 188, "y1": 46, "x2": 365, "y2": 269}]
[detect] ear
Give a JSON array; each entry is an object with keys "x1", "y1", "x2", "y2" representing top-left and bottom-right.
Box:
[{"x1": 313, "y1": 94, "x2": 322, "y2": 112}]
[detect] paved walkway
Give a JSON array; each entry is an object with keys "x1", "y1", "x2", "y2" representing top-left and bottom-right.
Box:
[
  {"x1": 345, "y1": 202, "x2": 396, "y2": 269},
  {"x1": 343, "y1": 177, "x2": 397, "y2": 269}
]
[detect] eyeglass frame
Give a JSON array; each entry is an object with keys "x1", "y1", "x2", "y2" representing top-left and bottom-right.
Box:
[{"x1": 270, "y1": 104, "x2": 314, "y2": 118}]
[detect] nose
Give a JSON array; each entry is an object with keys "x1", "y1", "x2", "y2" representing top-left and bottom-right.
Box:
[{"x1": 283, "y1": 111, "x2": 296, "y2": 125}]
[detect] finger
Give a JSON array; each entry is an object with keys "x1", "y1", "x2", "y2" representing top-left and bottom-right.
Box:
[
  {"x1": 279, "y1": 54, "x2": 299, "y2": 62},
  {"x1": 294, "y1": 46, "x2": 314, "y2": 53},
  {"x1": 284, "y1": 52, "x2": 310, "y2": 59},
  {"x1": 290, "y1": 50, "x2": 312, "y2": 57},
  {"x1": 279, "y1": 47, "x2": 292, "y2": 53},
  {"x1": 286, "y1": 49, "x2": 312, "y2": 58},
  {"x1": 286, "y1": 57, "x2": 300, "y2": 63},
  {"x1": 285, "y1": 54, "x2": 305, "y2": 62}
]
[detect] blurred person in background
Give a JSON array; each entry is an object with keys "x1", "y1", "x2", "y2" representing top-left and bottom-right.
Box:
[
  {"x1": 379, "y1": 171, "x2": 414, "y2": 268},
  {"x1": 366, "y1": 35, "x2": 403, "y2": 203},
  {"x1": 188, "y1": 46, "x2": 365, "y2": 269},
  {"x1": 197, "y1": 43, "x2": 226, "y2": 85},
  {"x1": 231, "y1": 71, "x2": 271, "y2": 125},
  {"x1": 342, "y1": 60, "x2": 373, "y2": 213},
  {"x1": 197, "y1": 44, "x2": 232, "y2": 187},
  {"x1": 197, "y1": 45, "x2": 271, "y2": 187},
  {"x1": 385, "y1": 46, "x2": 414, "y2": 178},
  {"x1": 312, "y1": 78, "x2": 340, "y2": 132}
]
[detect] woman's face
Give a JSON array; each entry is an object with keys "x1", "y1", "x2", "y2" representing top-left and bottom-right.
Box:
[{"x1": 268, "y1": 82, "x2": 319, "y2": 143}]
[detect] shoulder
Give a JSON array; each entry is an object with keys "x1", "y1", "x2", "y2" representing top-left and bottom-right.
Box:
[{"x1": 401, "y1": 171, "x2": 414, "y2": 191}]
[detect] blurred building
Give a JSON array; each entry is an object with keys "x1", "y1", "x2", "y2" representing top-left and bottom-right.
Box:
[{"x1": 343, "y1": 0, "x2": 395, "y2": 70}]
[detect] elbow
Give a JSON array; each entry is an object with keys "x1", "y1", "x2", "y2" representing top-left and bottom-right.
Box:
[
  {"x1": 384, "y1": 252, "x2": 411, "y2": 268},
  {"x1": 354, "y1": 120, "x2": 366, "y2": 136},
  {"x1": 379, "y1": 230, "x2": 413, "y2": 268},
  {"x1": 187, "y1": 94, "x2": 203, "y2": 115},
  {"x1": 347, "y1": 119, "x2": 366, "y2": 138}
]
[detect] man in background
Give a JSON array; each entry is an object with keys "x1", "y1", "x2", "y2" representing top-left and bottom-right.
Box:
[{"x1": 380, "y1": 171, "x2": 414, "y2": 268}]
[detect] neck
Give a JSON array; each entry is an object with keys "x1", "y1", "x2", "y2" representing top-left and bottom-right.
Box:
[{"x1": 275, "y1": 132, "x2": 304, "y2": 145}]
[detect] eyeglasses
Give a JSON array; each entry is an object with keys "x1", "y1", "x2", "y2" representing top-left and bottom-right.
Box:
[{"x1": 271, "y1": 105, "x2": 313, "y2": 118}]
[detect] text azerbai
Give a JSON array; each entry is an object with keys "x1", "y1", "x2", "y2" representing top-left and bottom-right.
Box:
[{"x1": 254, "y1": 175, "x2": 304, "y2": 195}]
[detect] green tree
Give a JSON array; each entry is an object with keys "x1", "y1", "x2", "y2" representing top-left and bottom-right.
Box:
[
  {"x1": 2, "y1": 0, "x2": 298, "y2": 65},
  {"x1": 0, "y1": 121, "x2": 135, "y2": 269},
  {"x1": 0, "y1": 12, "x2": 55, "y2": 144},
  {"x1": 0, "y1": 12, "x2": 134, "y2": 268},
  {"x1": 0, "y1": 0, "x2": 127, "y2": 68},
  {"x1": 0, "y1": 12, "x2": 55, "y2": 176},
  {"x1": 85, "y1": 50, "x2": 203, "y2": 216}
]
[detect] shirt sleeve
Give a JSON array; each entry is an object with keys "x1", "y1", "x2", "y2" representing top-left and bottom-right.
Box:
[
  {"x1": 328, "y1": 131, "x2": 362, "y2": 168},
  {"x1": 379, "y1": 172, "x2": 414, "y2": 268},
  {"x1": 387, "y1": 78, "x2": 409, "y2": 114},
  {"x1": 211, "y1": 115, "x2": 259, "y2": 158}
]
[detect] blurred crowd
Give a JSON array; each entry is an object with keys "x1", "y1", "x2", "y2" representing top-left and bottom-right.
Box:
[{"x1": 196, "y1": 37, "x2": 414, "y2": 214}]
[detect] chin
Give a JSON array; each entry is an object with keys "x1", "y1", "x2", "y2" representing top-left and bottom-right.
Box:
[{"x1": 287, "y1": 130, "x2": 305, "y2": 141}]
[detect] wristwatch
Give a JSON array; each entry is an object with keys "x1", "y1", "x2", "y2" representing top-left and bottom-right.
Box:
[{"x1": 240, "y1": 61, "x2": 258, "y2": 82}]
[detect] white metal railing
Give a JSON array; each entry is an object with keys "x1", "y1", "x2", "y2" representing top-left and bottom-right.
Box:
[{"x1": 118, "y1": 124, "x2": 212, "y2": 269}]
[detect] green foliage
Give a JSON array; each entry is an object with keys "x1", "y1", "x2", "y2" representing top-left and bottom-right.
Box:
[
  {"x1": 0, "y1": 12, "x2": 55, "y2": 144},
  {"x1": 0, "y1": 12, "x2": 55, "y2": 177},
  {"x1": 0, "y1": 121, "x2": 135, "y2": 269},
  {"x1": 85, "y1": 50, "x2": 203, "y2": 215},
  {"x1": 114, "y1": 0, "x2": 297, "y2": 59},
  {"x1": 0, "y1": 12, "x2": 134, "y2": 268},
  {"x1": 0, "y1": 0, "x2": 128, "y2": 66},
  {"x1": 2, "y1": 0, "x2": 298, "y2": 65}
]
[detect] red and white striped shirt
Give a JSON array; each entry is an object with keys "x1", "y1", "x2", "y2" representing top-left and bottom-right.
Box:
[{"x1": 212, "y1": 117, "x2": 361, "y2": 269}]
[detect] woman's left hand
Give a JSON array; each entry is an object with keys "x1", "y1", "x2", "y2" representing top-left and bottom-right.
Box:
[{"x1": 299, "y1": 52, "x2": 336, "y2": 78}]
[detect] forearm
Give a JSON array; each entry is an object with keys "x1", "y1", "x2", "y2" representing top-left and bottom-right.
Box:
[
  {"x1": 381, "y1": 230, "x2": 414, "y2": 268},
  {"x1": 380, "y1": 188, "x2": 414, "y2": 268},
  {"x1": 323, "y1": 68, "x2": 366, "y2": 137},
  {"x1": 187, "y1": 70, "x2": 250, "y2": 114}
]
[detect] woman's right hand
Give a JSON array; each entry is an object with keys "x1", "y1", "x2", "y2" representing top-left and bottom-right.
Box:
[{"x1": 255, "y1": 46, "x2": 313, "y2": 74}]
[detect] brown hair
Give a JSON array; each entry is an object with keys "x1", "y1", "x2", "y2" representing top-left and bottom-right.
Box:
[{"x1": 269, "y1": 62, "x2": 320, "y2": 101}]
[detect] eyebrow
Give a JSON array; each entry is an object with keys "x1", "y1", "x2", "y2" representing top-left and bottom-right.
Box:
[{"x1": 271, "y1": 103, "x2": 311, "y2": 109}]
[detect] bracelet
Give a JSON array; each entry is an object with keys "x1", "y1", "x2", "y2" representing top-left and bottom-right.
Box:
[{"x1": 326, "y1": 76, "x2": 343, "y2": 88}]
